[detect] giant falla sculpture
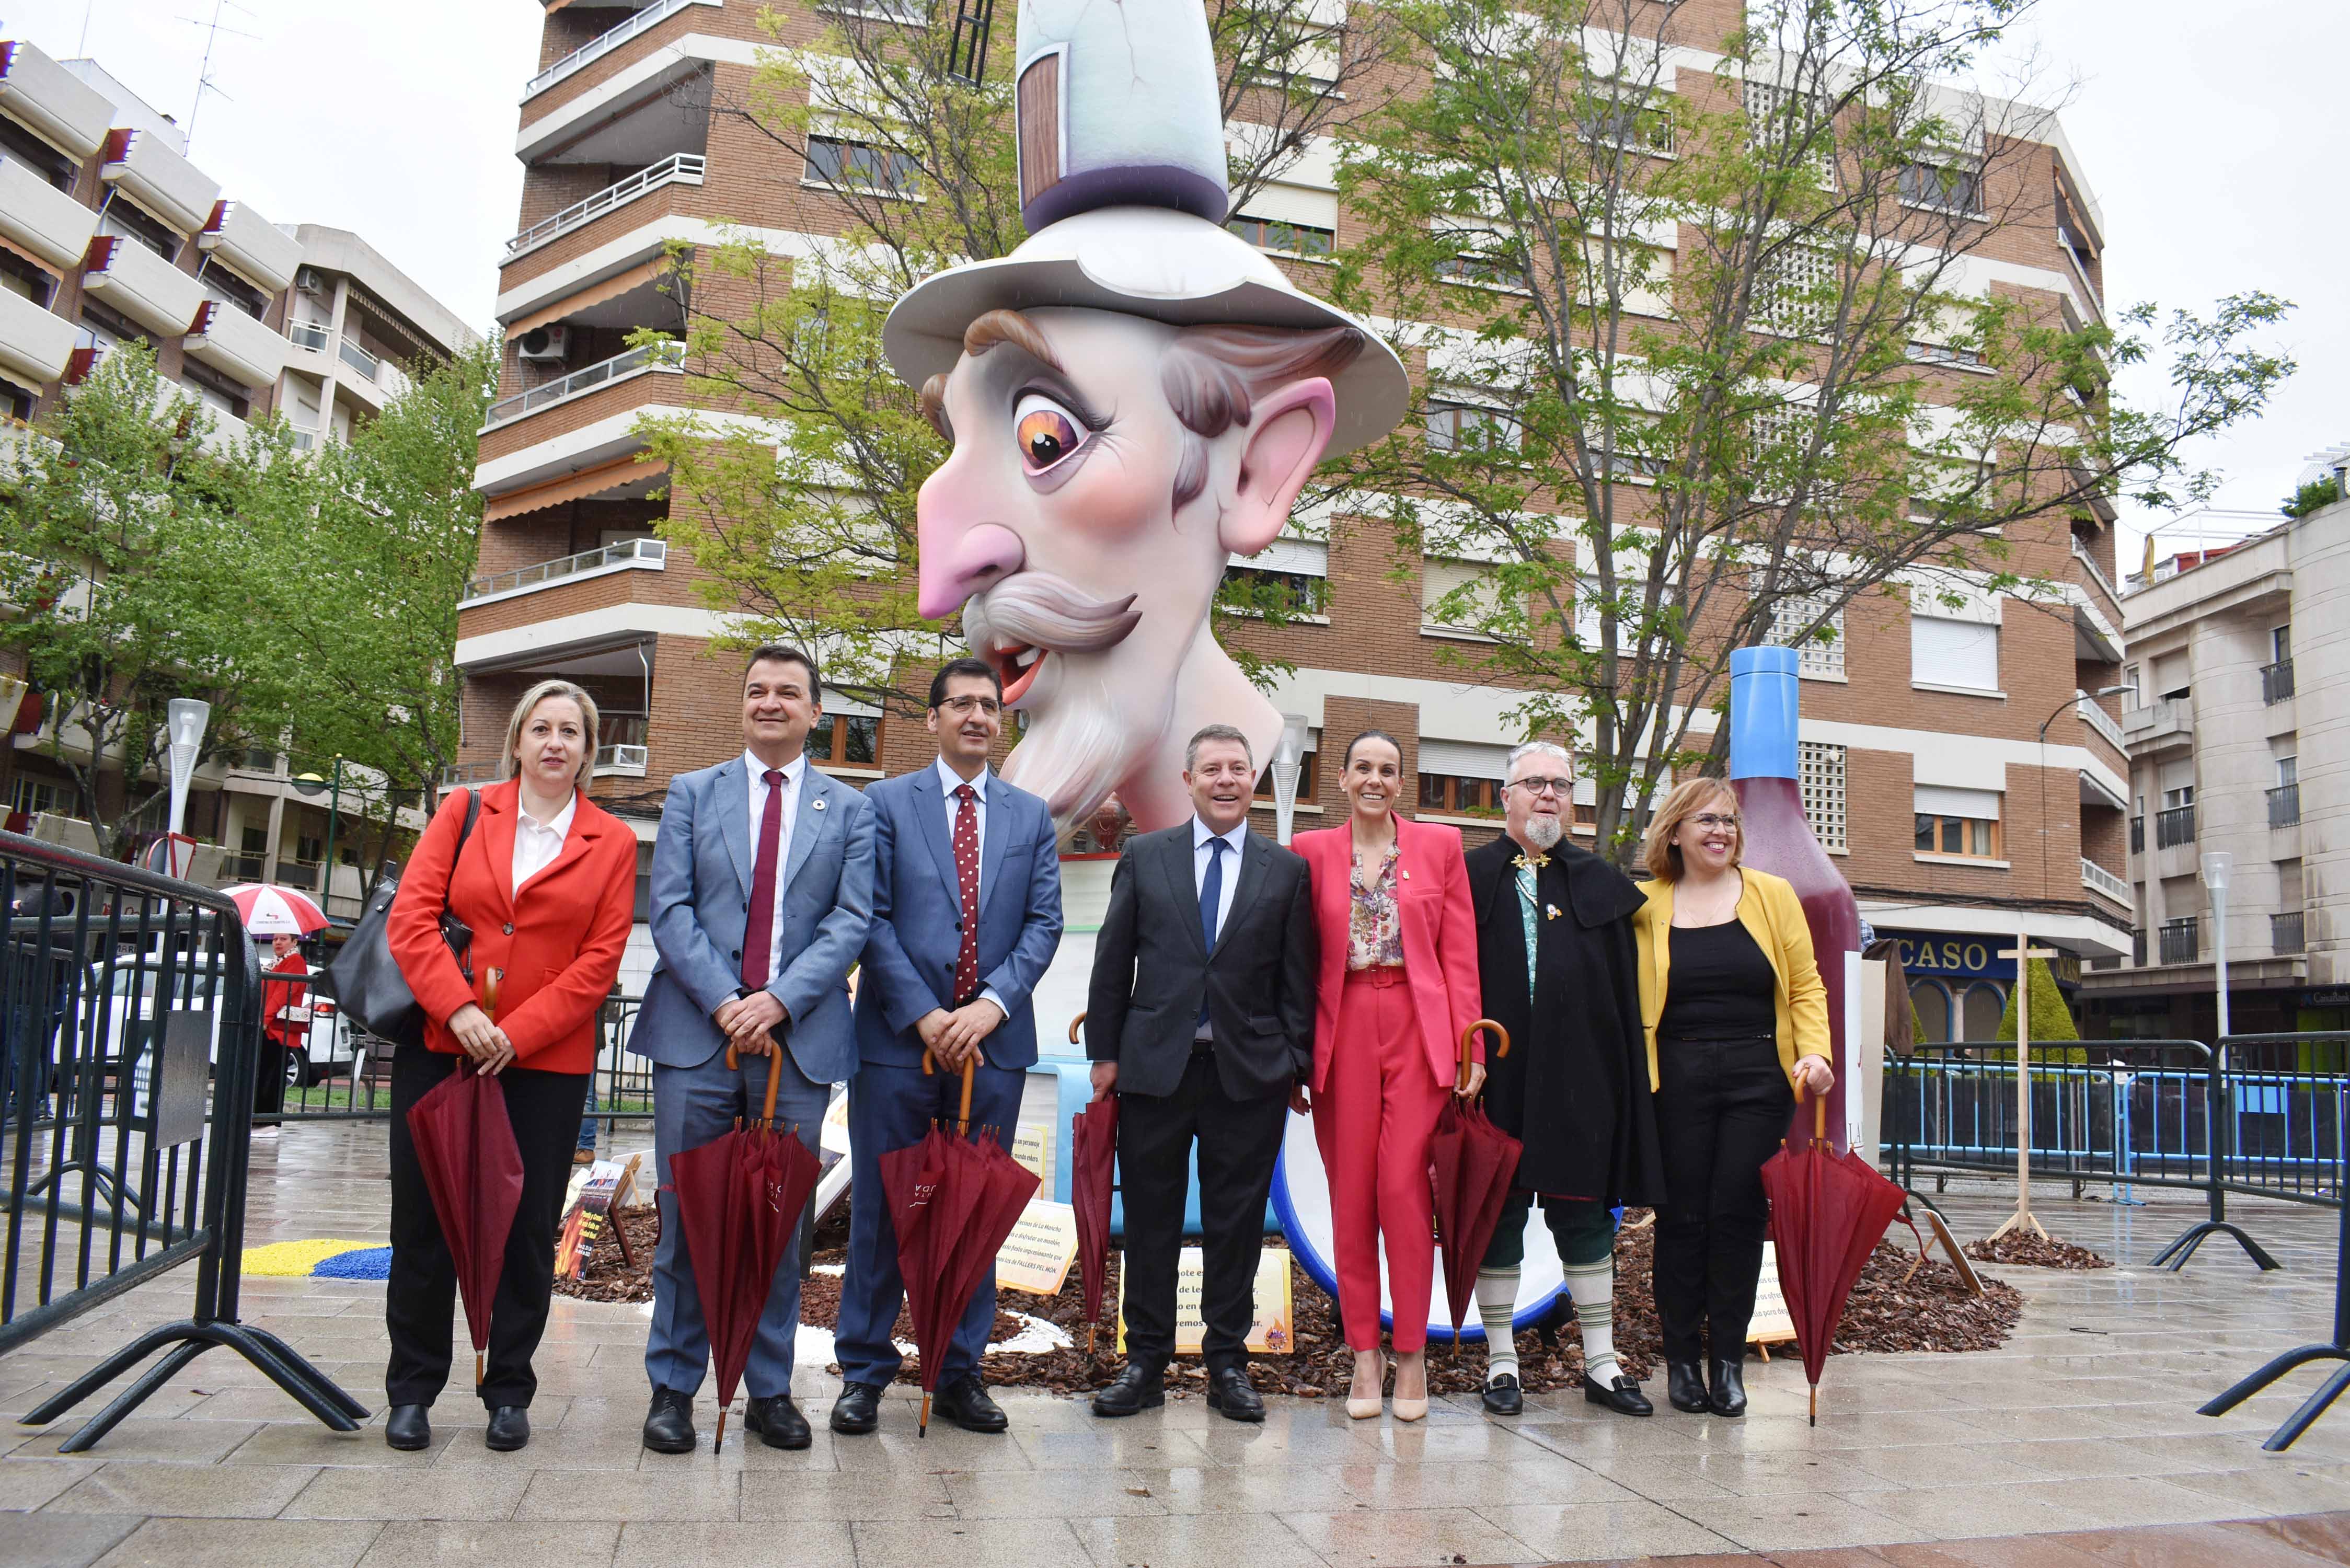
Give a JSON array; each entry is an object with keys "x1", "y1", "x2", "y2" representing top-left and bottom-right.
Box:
[{"x1": 884, "y1": 0, "x2": 1407, "y2": 837}]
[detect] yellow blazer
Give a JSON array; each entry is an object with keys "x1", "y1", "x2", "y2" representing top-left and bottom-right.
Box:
[{"x1": 1632, "y1": 868, "x2": 1831, "y2": 1093}]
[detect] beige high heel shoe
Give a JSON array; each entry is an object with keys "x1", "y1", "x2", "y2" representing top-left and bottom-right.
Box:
[
  {"x1": 1391, "y1": 1351, "x2": 1429, "y2": 1422},
  {"x1": 1345, "y1": 1351, "x2": 1384, "y2": 1420}
]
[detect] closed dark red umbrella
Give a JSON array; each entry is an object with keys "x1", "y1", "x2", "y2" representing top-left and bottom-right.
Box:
[
  {"x1": 880, "y1": 1054, "x2": 1040, "y2": 1434},
  {"x1": 405, "y1": 1058, "x2": 524, "y2": 1388},
  {"x1": 1430, "y1": 1020, "x2": 1518, "y2": 1350},
  {"x1": 668, "y1": 1044, "x2": 824, "y2": 1451},
  {"x1": 1069, "y1": 1012, "x2": 1118, "y2": 1357},
  {"x1": 1760, "y1": 1089, "x2": 1909, "y2": 1424}
]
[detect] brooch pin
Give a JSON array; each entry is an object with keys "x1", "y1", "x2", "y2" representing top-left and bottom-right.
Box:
[
  {"x1": 812, "y1": 798, "x2": 827, "y2": 811},
  {"x1": 1546, "y1": 903, "x2": 1562, "y2": 920},
  {"x1": 1513, "y1": 852, "x2": 1550, "y2": 870},
  {"x1": 1401, "y1": 869, "x2": 1411, "y2": 880}
]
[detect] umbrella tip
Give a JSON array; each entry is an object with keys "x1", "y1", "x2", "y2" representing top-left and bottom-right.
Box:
[{"x1": 715, "y1": 1410, "x2": 727, "y2": 1452}]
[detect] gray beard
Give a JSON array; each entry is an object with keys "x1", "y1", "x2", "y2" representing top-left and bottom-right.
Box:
[
  {"x1": 1000, "y1": 658, "x2": 1174, "y2": 839},
  {"x1": 1523, "y1": 815, "x2": 1564, "y2": 852}
]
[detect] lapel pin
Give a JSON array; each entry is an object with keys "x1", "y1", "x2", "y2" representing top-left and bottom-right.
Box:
[
  {"x1": 1546, "y1": 903, "x2": 1561, "y2": 920},
  {"x1": 812, "y1": 798, "x2": 826, "y2": 811}
]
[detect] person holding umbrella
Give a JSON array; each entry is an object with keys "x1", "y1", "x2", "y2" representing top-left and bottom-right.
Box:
[
  {"x1": 1633, "y1": 778, "x2": 1833, "y2": 1419},
  {"x1": 254, "y1": 932, "x2": 309, "y2": 1138},
  {"x1": 1462, "y1": 742, "x2": 1662, "y2": 1417},
  {"x1": 381, "y1": 680, "x2": 639, "y2": 1453},
  {"x1": 835, "y1": 658, "x2": 1063, "y2": 1436},
  {"x1": 1294, "y1": 732, "x2": 1484, "y2": 1422}
]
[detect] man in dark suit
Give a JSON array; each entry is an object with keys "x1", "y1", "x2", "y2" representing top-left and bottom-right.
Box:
[
  {"x1": 835, "y1": 659, "x2": 1063, "y2": 1436},
  {"x1": 1463, "y1": 741, "x2": 1663, "y2": 1419},
  {"x1": 1085, "y1": 723, "x2": 1317, "y2": 1423}
]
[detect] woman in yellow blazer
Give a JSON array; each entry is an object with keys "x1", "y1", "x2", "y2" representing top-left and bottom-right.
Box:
[{"x1": 1632, "y1": 778, "x2": 1833, "y2": 1420}]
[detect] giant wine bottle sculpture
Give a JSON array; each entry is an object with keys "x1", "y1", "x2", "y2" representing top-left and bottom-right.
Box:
[{"x1": 1727, "y1": 646, "x2": 1862, "y2": 1151}]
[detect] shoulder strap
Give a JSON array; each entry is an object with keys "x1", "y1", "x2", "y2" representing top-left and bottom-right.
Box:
[{"x1": 445, "y1": 789, "x2": 481, "y2": 918}]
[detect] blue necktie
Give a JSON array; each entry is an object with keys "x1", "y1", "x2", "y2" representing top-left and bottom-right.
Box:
[{"x1": 1197, "y1": 836, "x2": 1227, "y2": 1028}]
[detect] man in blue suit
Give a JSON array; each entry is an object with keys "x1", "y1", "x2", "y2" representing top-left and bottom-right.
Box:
[
  {"x1": 834, "y1": 658, "x2": 1064, "y2": 1436},
  {"x1": 633, "y1": 644, "x2": 874, "y2": 1454}
]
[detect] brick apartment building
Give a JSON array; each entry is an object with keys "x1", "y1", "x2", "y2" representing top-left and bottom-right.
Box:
[
  {"x1": 0, "y1": 40, "x2": 475, "y2": 903},
  {"x1": 454, "y1": 0, "x2": 2130, "y2": 1022}
]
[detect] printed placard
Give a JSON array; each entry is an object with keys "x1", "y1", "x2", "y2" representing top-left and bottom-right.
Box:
[
  {"x1": 996, "y1": 1198, "x2": 1080, "y2": 1296},
  {"x1": 1009, "y1": 1119, "x2": 1054, "y2": 1189},
  {"x1": 1116, "y1": 1247, "x2": 1295, "y2": 1355},
  {"x1": 1748, "y1": 1240, "x2": 1798, "y2": 1346},
  {"x1": 820, "y1": 1089, "x2": 851, "y2": 1157}
]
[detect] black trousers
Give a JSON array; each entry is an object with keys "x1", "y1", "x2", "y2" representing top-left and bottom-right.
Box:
[
  {"x1": 385, "y1": 1047, "x2": 588, "y2": 1409},
  {"x1": 1652, "y1": 1034, "x2": 1793, "y2": 1364},
  {"x1": 254, "y1": 1038, "x2": 290, "y2": 1120},
  {"x1": 1117, "y1": 1053, "x2": 1289, "y2": 1375}
]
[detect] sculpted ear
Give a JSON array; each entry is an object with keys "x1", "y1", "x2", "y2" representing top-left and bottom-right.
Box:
[{"x1": 1219, "y1": 376, "x2": 1337, "y2": 557}]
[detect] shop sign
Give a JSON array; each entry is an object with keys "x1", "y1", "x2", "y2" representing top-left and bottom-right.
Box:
[{"x1": 1890, "y1": 930, "x2": 2080, "y2": 986}]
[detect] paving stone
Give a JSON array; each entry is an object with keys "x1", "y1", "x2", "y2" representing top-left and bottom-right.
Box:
[
  {"x1": 0, "y1": 1513, "x2": 142, "y2": 1568},
  {"x1": 1275, "y1": 1505, "x2": 1539, "y2": 1565},
  {"x1": 47, "y1": 1461, "x2": 320, "y2": 1518},
  {"x1": 88, "y1": 1517, "x2": 383, "y2": 1568},
  {"x1": 849, "y1": 1516, "x2": 1095, "y2": 1568},
  {"x1": 355, "y1": 1520, "x2": 620, "y2": 1568}
]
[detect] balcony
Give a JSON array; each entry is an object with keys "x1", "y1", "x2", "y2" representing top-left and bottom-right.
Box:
[
  {"x1": 0, "y1": 155, "x2": 97, "y2": 269},
  {"x1": 2273, "y1": 910, "x2": 2306, "y2": 957},
  {"x1": 184, "y1": 299, "x2": 289, "y2": 390},
  {"x1": 2159, "y1": 917, "x2": 2199, "y2": 966},
  {"x1": 287, "y1": 318, "x2": 331, "y2": 355},
  {"x1": 463, "y1": 537, "x2": 666, "y2": 605},
  {"x1": 2080, "y1": 857, "x2": 2130, "y2": 906},
  {"x1": 2263, "y1": 658, "x2": 2295, "y2": 706},
  {"x1": 2155, "y1": 803, "x2": 2196, "y2": 849},
  {"x1": 594, "y1": 712, "x2": 650, "y2": 776},
  {"x1": 440, "y1": 760, "x2": 502, "y2": 788},
  {"x1": 79, "y1": 235, "x2": 205, "y2": 338},
  {"x1": 0, "y1": 283, "x2": 77, "y2": 387},
  {"x1": 483, "y1": 341, "x2": 682, "y2": 428},
  {"x1": 2270, "y1": 782, "x2": 2300, "y2": 829},
  {"x1": 2075, "y1": 691, "x2": 2125, "y2": 753},
  {"x1": 2121, "y1": 696, "x2": 2192, "y2": 753},
  {"x1": 505, "y1": 153, "x2": 706, "y2": 259},
  {"x1": 98, "y1": 126, "x2": 220, "y2": 236},
  {"x1": 0, "y1": 40, "x2": 114, "y2": 159},
  {"x1": 524, "y1": 0, "x2": 717, "y2": 100},
  {"x1": 199, "y1": 200, "x2": 301, "y2": 292},
  {"x1": 595, "y1": 744, "x2": 650, "y2": 776}
]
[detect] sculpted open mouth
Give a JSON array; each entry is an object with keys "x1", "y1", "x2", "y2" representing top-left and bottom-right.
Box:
[
  {"x1": 962, "y1": 572, "x2": 1144, "y2": 707},
  {"x1": 980, "y1": 640, "x2": 1050, "y2": 705}
]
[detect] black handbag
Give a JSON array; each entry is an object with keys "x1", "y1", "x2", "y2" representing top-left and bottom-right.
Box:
[{"x1": 325, "y1": 789, "x2": 481, "y2": 1049}]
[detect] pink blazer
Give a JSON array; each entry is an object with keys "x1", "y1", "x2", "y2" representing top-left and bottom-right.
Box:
[{"x1": 1294, "y1": 817, "x2": 1484, "y2": 1094}]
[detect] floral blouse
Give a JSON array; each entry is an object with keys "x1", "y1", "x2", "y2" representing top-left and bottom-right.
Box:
[{"x1": 1346, "y1": 840, "x2": 1406, "y2": 970}]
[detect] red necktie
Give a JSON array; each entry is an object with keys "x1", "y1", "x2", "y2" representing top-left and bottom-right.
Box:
[
  {"x1": 742, "y1": 768, "x2": 785, "y2": 989},
  {"x1": 952, "y1": 783, "x2": 981, "y2": 1005}
]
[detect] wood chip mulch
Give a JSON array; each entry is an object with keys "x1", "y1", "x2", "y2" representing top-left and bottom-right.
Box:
[
  {"x1": 550, "y1": 1206, "x2": 661, "y2": 1304},
  {"x1": 1963, "y1": 1230, "x2": 2114, "y2": 1270}
]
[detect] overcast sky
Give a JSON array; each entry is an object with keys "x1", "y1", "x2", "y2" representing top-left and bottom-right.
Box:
[{"x1": 20, "y1": 0, "x2": 2346, "y2": 554}]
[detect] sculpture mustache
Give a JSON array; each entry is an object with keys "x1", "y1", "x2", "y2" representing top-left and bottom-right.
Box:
[{"x1": 963, "y1": 572, "x2": 1142, "y2": 654}]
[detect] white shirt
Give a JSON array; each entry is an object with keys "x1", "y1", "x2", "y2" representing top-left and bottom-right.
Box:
[
  {"x1": 511, "y1": 790, "x2": 577, "y2": 895},
  {"x1": 745, "y1": 750, "x2": 809, "y2": 986},
  {"x1": 937, "y1": 756, "x2": 1010, "y2": 1018}
]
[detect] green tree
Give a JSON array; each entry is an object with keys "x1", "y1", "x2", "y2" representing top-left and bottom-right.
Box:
[
  {"x1": 639, "y1": 0, "x2": 1402, "y2": 711},
  {"x1": 2283, "y1": 475, "x2": 2340, "y2": 518},
  {"x1": 1318, "y1": 0, "x2": 2294, "y2": 858},
  {"x1": 0, "y1": 345, "x2": 303, "y2": 858},
  {"x1": 1995, "y1": 954, "x2": 2082, "y2": 1064}
]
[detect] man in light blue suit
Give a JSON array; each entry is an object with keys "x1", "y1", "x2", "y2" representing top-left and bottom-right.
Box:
[
  {"x1": 833, "y1": 658, "x2": 1063, "y2": 1436},
  {"x1": 633, "y1": 644, "x2": 874, "y2": 1455}
]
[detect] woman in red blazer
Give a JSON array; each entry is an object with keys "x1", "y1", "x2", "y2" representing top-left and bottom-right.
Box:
[
  {"x1": 1294, "y1": 731, "x2": 1483, "y2": 1422},
  {"x1": 381, "y1": 679, "x2": 638, "y2": 1456}
]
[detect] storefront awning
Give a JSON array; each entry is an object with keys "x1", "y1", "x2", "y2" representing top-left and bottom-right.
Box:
[{"x1": 482, "y1": 455, "x2": 668, "y2": 522}]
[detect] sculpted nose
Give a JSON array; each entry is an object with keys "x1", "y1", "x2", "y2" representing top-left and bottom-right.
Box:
[{"x1": 917, "y1": 475, "x2": 1027, "y2": 620}]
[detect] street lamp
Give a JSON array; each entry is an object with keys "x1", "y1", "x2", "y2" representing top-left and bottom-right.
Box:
[
  {"x1": 157, "y1": 699, "x2": 210, "y2": 878},
  {"x1": 2203, "y1": 851, "x2": 2233, "y2": 1043},
  {"x1": 1270, "y1": 712, "x2": 1311, "y2": 846},
  {"x1": 2034, "y1": 683, "x2": 2138, "y2": 901}
]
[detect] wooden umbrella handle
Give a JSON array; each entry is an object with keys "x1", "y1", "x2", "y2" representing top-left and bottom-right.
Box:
[
  {"x1": 1458, "y1": 1019, "x2": 1510, "y2": 1093},
  {"x1": 1792, "y1": 1083, "x2": 1829, "y2": 1146},
  {"x1": 721, "y1": 1043, "x2": 787, "y2": 1129},
  {"x1": 918, "y1": 1051, "x2": 980, "y2": 1135},
  {"x1": 1068, "y1": 1011, "x2": 1086, "y2": 1046},
  {"x1": 481, "y1": 966, "x2": 502, "y2": 1020}
]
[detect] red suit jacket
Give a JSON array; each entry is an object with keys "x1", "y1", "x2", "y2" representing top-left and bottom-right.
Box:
[
  {"x1": 385, "y1": 778, "x2": 638, "y2": 1075},
  {"x1": 1293, "y1": 816, "x2": 1483, "y2": 1094}
]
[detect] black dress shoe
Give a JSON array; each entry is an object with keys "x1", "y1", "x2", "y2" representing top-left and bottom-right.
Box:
[
  {"x1": 1582, "y1": 1372, "x2": 1653, "y2": 1417},
  {"x1": 641, "y1": 1387, "x2": 696, "y2": 1454},
  {"x1": 1090, "y1": 1363, "x2": 1165, "y2": 1417},
  {"x1": 384, "y1": 1403, "x2": 430, "y2": 1451},
  {"x1": 831, "y1": 1381, "x2": 884, "y2": 1435},
  {"x1": 1481, "y1": 1373, "x2": 1523, "y2": 1416},
  {"x1": 1708, "y1": 1357, "x2": 1748, "y2": 1418},
  {"x1": 934, "y1": 1374, "x2": 1009, "y2": 1434},
  {"x1": 485, "y1": 1405, "x2": 530, "y2": 1450},
  {"x1": 1205, "y1": 1365, "x2": 1264, "y2": 1423},
  {"x1": 744, "y1": 1392, "x2": 812, "y2": 1449},
  {"x1": 1666, "y1": 1359, "x2": 1710, "y2": 1414}
]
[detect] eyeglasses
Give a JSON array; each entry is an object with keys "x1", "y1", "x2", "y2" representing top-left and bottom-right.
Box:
[
  {"x1": 1507, "y1": 776, "x2": 1573, "y2": 797},
  {"x1": 1688, "y1": 813, "x2": 1742, "y2": 832}
]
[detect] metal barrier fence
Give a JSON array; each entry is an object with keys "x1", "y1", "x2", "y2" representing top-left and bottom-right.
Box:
[{"x1": 1, "y1": 831, "x2": 364, "y2": 1449}]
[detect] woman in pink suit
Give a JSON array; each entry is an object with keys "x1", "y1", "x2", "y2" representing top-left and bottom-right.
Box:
[{"x1": 1294, "y1": 731, "x2": 1484, "y2": 1421}]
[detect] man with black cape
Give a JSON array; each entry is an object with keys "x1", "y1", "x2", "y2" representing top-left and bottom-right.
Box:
[{"x1": 1465, "y1": 741, "x2": 1665, "y2": 1416}]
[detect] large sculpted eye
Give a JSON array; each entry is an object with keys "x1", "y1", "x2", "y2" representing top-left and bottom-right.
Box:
[{"x1": 1013, "y1": 393, "x2": 1087, "y2": 473}]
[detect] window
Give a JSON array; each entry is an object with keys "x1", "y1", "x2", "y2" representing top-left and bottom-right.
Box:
[
  {"x1": 1419, "y1": 774, "x2": 1501, "y2": 816},
  {"x1": 1800, "y1": 741, "x2": 1846, "y2": 851},
  {"x1": 1907, "y1": 340, "x2": 1986, "y2": 370},
  {"x1": 1221, "y1": 564, "x2": 1329, "y2": 617},
  {"x1": 1915, "y1": 785, "x2": 2001, "y2": 860},
  {"x1": 1900, "y1": 156, "x2": 1983, "y2": 216},
  {"x1": 1909, "y1": 981, "x2": 1950, "y2": 1042},
  {"x1": 2278, "y1": 755, "x2": 2298, "y2": 789},
  {"x1": 809, "y1": 713, "x2": 880, "y2": 765},
  {"x1": 1425, "y1": 401, "x2": 1522, "y2": 453},
  {"x1": 98, "y1": 197, "x2": 181, "y2": 261},
  {"x1": 203, "y1": 266, "x2": 270, "y2": 322},
  {"x1": 1910, "y1": 613, "x2": 1998, "y2": 692},
  {"x1": 1225, "y1": 215, "x2": 1333, "y2": 257},
  {"x1": 1753, "y1": 238, "x2": 1836, "y2": 338},
  {"x1": 1743, "y1": 79, "x2": 1833, "y2": 185},
  {"x1": 6, "y1": 777, "x2": 59, "y2": 817},
  {"x1": 803, "y1": 136, "x2": 920, "y2": 196},
  {"x1": 1421, "y1": 557, "x2": 1507, "y2": 637},
  {"x1": 1961, "y1": 983, "x2": 2004, "y2": 1042},
  {"x1": 1437, "y1": 247, "x2": 1518, "y2": 289},
  {"x1": 0, "y1": 115, "x2": 75, "y2": 191},
  {"x1": 1579, "y1": 80, "x2": 1675, "y2": 155},
  {"x1": 1253, "y1": 747, "x2": 1318, "y2": 801},
  {"x1": 2274, "y1": 625, "x2": 2292, "y2": 663},
  {"x1": 181, "y1": 358, "x2": 251, "y2": 421},
  {"x1": 1764, "y1": 589, "x2": 1845, "y2": 678}
]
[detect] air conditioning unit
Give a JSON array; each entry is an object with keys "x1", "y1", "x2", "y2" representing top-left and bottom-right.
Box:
[
  {"x1": 294, "y1": 267, "x2": 325, "y2": 295},
  {"x1": 516, "y1": 326, "x2": 569, "y2": 362}
]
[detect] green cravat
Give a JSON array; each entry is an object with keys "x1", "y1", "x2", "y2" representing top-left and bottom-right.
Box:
[{"x1": 1515, "y1": 860, "x2": 1539, "y2": 1004}]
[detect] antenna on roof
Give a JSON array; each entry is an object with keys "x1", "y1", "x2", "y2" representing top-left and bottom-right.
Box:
[{"x1": 177, "y1": 0, "x2": 257, "y2": 150}]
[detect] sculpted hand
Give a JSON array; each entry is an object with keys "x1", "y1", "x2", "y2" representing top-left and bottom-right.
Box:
[
  {"x1": 1089, "y1": 1060, "x2": 1118, "y2": 1101},
  {"x1": 1455, "y1": 1060, "x2": 1488, "y2": 1099},
  {"x1": 1793, "y1": 1055, "x2": 1836, "y2": 1097}
]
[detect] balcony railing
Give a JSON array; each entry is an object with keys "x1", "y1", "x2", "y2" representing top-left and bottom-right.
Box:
[
  {"x1": 338, "y1": 335, "x2": 381, "y2": 382},
  {"x1": 2270, "y1": 782, "x2": 2300, "y2": 829},
  {"x1": 2263, "y1": 658, "x2": 2295, "y2": 706},
  {"x1": 594, "y1": 743, "x2": 650, "y2": 777},
  {"x1": 2128, "y1": 815, "x2": 2144, "y2": 855},
  {"x1": 2273, "y1": 910, "x2": 2306, "y2": 957},
  {"x1": 2154, "y1": 803, "x2": 2196, "y2": 850},
  {"x1": 2075, "y1": 691, "x2": 2125, "y2": 752},
  {"x1": 2159, "y1": 918, "x2": 2199, "y2": 966},
  {"x1": 525, "y1": 0, "x2": 701, "y2": 99},
  {"x1": 484, "y1": 341, "x2": 683, "y2": 427},
  {"x1": 507, "y1": 153, "x2": 706, "y2": 257},
  {"x1": 464, "y1": 537, "x2": 666, "y2": 603},
  {"x1": 287, "y1": 318, "x2": 330, "y2": 353},
  {"x1": 440, "y1": 760, "x2": 501, "y2": 787},
  {"x1": 2070, "y1": 544, "x2": 2121, "y2": 608},
  {"x1": 2121, "y1": 696, "x2": 2192, "y2": 748},
  {"x1": 2080, "y1": 857, "x2": 2130, "y2": 905}
]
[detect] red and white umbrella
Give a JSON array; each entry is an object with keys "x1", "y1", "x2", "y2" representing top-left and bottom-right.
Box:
[{"x1": 221, "y1": 883, "x2": 331, "y2": 936}]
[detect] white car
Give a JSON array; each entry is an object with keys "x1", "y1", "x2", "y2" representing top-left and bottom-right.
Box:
[{"x1": 99, "y1": 959, "x2": 355, "y2": 1089}]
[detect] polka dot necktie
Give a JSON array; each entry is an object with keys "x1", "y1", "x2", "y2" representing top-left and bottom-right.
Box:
[{"x1": 952, "y1": 783, "x2": 981, "y2": 1006}]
